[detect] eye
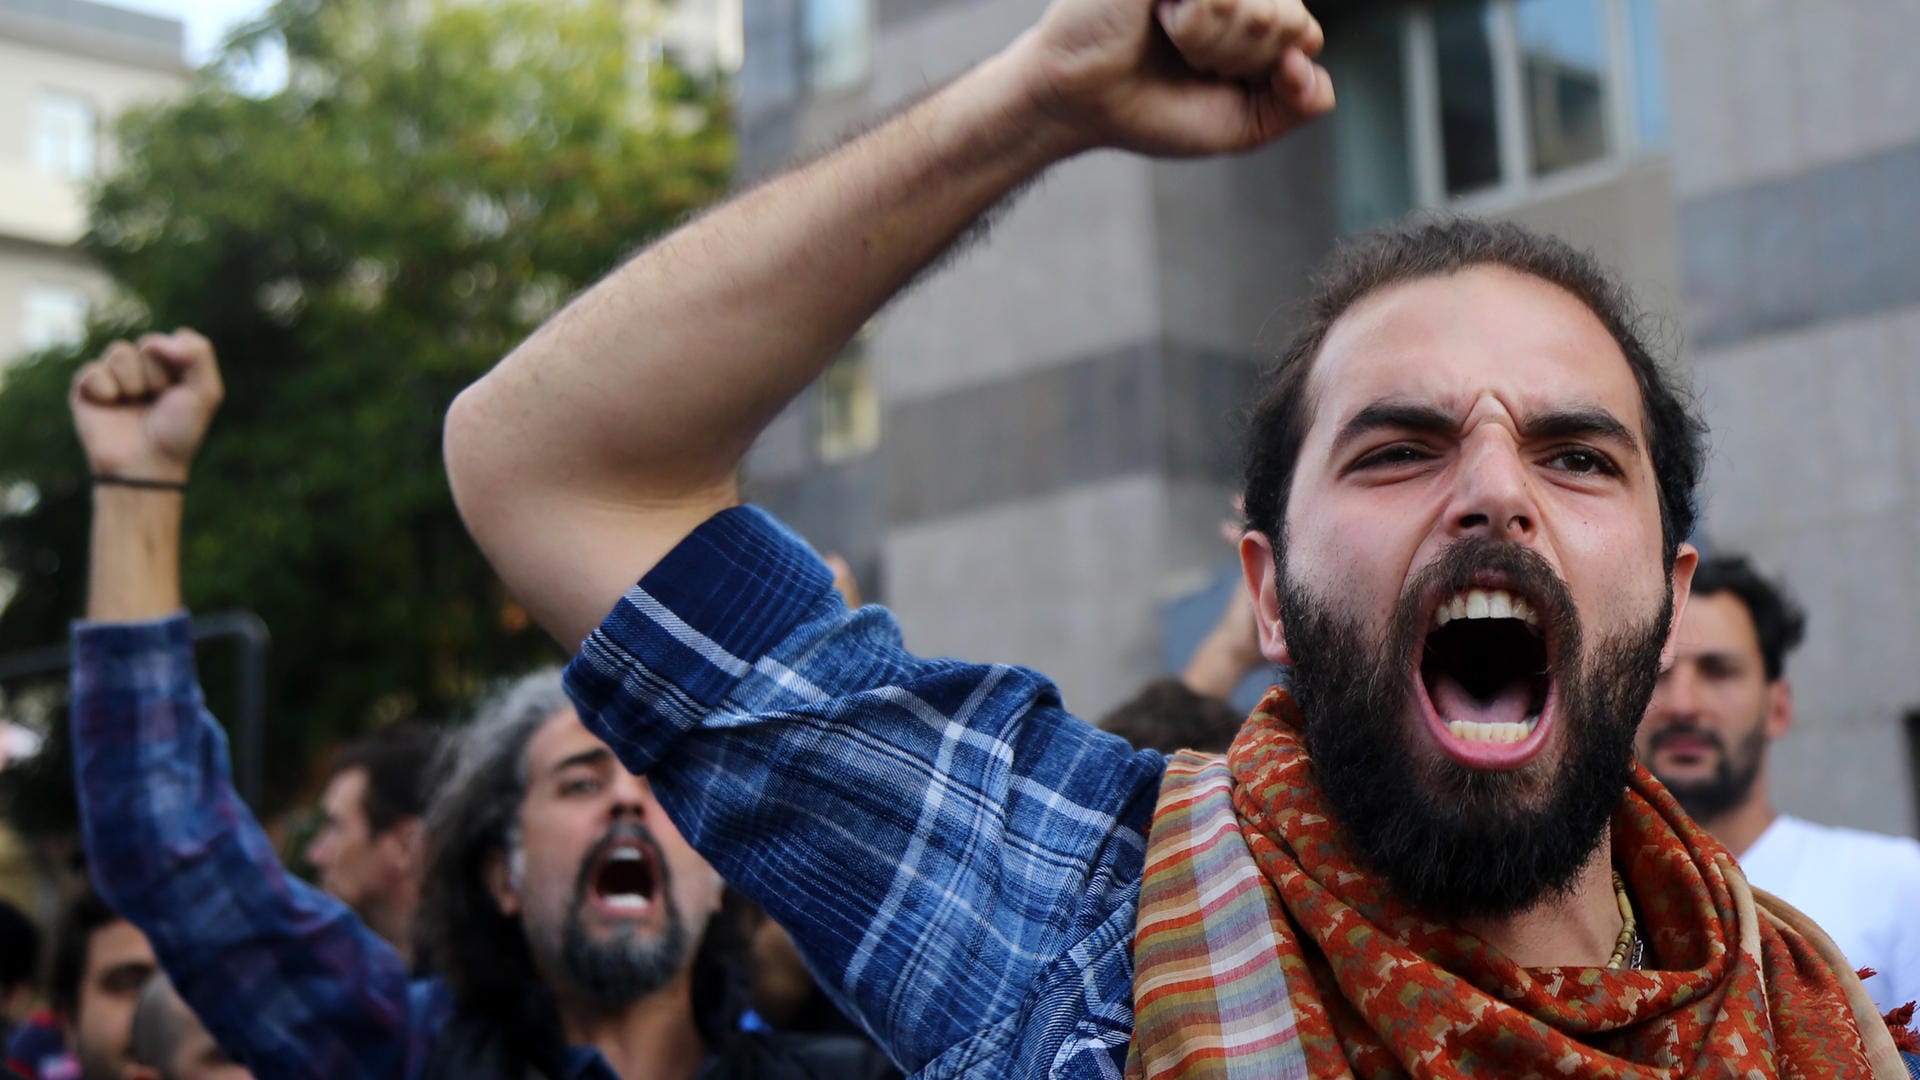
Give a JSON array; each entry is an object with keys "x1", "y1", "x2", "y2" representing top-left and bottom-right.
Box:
[
  {"x1": 1546, "y1": 447, "x2": 1619, "y2": 476},
  {"x1": 1353, "y1": 443, "x2": 1435, "y2": 470},
  {"x1": 559, "y1": 775, "x2": 602, "y2": 797}
]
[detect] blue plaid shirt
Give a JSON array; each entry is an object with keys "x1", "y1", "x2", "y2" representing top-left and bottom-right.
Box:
[
  {"x1": 71, "y1": 617, "x2": 616, "y2": 1080},
  {"x1": 565, "y1": 506, "x2": 1167, "y2": 1079}
]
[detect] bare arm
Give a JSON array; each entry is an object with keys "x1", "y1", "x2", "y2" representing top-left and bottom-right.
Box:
[
  {"x1": 71, "y1": 333, "x2": 428, "y2": 1078},
  {"x1": 446, "y1": 0, "x2": 1335, "y2": 648},
  {"x1": 73, "y1": 332, "x2": 223, "y2": 622}
]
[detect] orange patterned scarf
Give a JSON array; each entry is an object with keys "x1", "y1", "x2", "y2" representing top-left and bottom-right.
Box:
[{"x1": 1127, "y1": 688, "x2": 1906, "y2": 1078}]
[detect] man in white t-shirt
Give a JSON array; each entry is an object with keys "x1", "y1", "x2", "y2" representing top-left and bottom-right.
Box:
[{"x1": 1637, "y1": 554, "x2": 1920, "y2": 1012}]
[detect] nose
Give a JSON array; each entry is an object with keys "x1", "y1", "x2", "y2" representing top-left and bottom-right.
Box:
[
  {"x1": 1443, "y1": 428, "x2": 1538, "y2": 544},
  {"x1": 606, "y1": 769, "x2": 655, "y2": 820},
  {"x1": 306, "y1": 833, "x2": 333, "y2": 870}
]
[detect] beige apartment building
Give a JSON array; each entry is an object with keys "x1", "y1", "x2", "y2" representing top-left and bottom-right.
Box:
[{"x1": 0, "y1": 0, "x2": 186, "y2": 372}]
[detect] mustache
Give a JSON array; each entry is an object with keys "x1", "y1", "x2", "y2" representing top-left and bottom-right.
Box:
[
  {"x1": 1648, "y1": 724, "x2": 1726, "y2": 755},
  {"x1": 1390, "y1": 537, "x2": 1580, "y2": 650}
]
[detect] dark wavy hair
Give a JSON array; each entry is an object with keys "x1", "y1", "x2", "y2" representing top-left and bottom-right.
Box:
[
  {"x1": 1689, "y1": 555, "x2": 1807, "y2": 680},
  {"x1": 329, "y1": 721, "x2": 444, "y2": 836},
  {"x1": 49, "y1": 889, "x2": 119, "y2": 1022},
  {"x1": 1242, "y1": 217, "x2": 1705, "y2": 568},
  {"x1": 415, "y1": 669, "x2": 754, "y2": 1078}
]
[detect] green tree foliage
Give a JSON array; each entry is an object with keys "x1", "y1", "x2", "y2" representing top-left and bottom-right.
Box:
[{"x1": 0, "y1": 0, "x2": 733, "y2": 832}]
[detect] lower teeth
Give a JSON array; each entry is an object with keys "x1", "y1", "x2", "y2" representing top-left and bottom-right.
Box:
[{"x1": 1446, "y1": 718, "x2": 1537, "y2": 744}]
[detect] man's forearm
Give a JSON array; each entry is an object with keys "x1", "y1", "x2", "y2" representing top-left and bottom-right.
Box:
[
  {"x1": 454, "y1": 42, "x2": 1072, "y2": 498},
  {"x1": 450, "y1": 0, "x2": 1335, "y2": 646},
  {"x1": 86, "y1": 487, "x2": 184, "y2": 622},
  {"x1": 446, "y1": 41, "x2": 1081, "y2": 643}
]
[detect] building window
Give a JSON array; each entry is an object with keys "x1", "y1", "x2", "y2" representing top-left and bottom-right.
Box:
[
  {"x1": 1326, "y1": 13, "x2": 1415, "y2": 233},
  {"x1": 23, "y1": 285, "x2": 89, "y2": 352},
  {"x1": 815, "y1": 347, "x2": 879, "y2": 462},
  {"x1": 1334, "y1": 0, "x2": 1667, "y2": 218},
  {"x1": 804, "y1": 0, "x2": 869, "y2": 91},
  {"x1": 1516, "y1": 0, "x2": 1609, "y2": 175},
  {"x1": 32, "y1": 91, "x2": 98, "y2": 180}
]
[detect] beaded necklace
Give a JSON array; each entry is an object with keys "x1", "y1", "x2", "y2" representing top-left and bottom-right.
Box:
[{"x1": 1608, "y1": 870, "x2": 1646, "y2": 970}]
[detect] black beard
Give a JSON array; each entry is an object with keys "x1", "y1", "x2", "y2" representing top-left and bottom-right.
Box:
[
  {"x1": 553, "y1": 822, "x2": 689, "y2": 1010},
  {"x1": 1646, "y1": 722, "x2": 1768, "y2": 822},
  {"x1": 1280, "y1": 538, "x2": 1672, "y2": 921}
]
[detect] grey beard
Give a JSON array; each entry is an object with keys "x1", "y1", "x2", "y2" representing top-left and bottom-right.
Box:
[{"x1": 561, "y1": 895, "x2": 689, "y2": 1010}]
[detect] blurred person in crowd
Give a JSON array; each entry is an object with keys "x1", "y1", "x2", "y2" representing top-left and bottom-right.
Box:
[
  {"x1": 4, "y1": 891, "x2": 156, "y2": 1080},
  {"x1": 305, "y1": 722, "x2": 442, "y2": 967},
  {"x1": 1102, "y1": 510, "x2": 1270, "y2": 755},
  {"x1": 0, "y1": 900, "x2": 38, "y2": 1046},
  {"x1": 1638, "y1": 554, "x2": 1920, "y2": 1011},
  {"x1": 122, "y1": 975, "x2": 252, "y2": 1080},
  {"x1": 445, "y1": 0, "x2": 1913, "y2": 1073},
  {"x1": 65, "y1": 332, "x2": 895, "y2": 1080}
]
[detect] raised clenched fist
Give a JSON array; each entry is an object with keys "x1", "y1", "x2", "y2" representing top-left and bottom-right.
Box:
[
  {"x1": 1017, "y1": 0, "x2": 1334, "y2": 158},
  {"x1": 69, "y1": 330, "x2": 224, "y2": 484}
]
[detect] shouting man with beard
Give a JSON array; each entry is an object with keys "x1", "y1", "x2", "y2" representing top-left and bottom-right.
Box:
[
  {"x1": 1637, "y1": 555, "x2": 1920, "y2": 1013},
  {"x1": 66, "y1": 333, "x2": 897, "y2": 1079},
  {"x1": 447, "y1": 0, "x2": 1912, "y2": 1075}
]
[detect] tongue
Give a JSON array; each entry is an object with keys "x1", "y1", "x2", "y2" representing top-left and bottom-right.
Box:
[{"x1": 1431, "y1": 672, "x2": 1532, "y2": 728}]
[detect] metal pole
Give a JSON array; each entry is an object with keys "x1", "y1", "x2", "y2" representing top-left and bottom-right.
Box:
[{"x1": 0, "y1": 612, "x2": 271, "y2": 807}]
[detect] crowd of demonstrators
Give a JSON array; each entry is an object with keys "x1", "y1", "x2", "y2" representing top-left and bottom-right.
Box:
[
  {"x1": 440, "y1": 0, "x2": 1914, "y2": 1074},
  {"x1": 1637, "y1": 555, "x2": 1920, "y2": 1012},
  {"x1": 6, "y1": 2, "x2": 1919, "y2": 1079},
  {"x1": 56, "y1": 331, "x2": 897, "y2": 1080},
  {"x1": 306, "y1": 722, "x2": 443, "y2": 968}
]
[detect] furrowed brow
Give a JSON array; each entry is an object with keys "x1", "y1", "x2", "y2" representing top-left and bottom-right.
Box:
[
  {"x1": 1519, "y1": 406, "x2": 1641, "y2": 456},
  {"x1": 1329, "y1": 400, "x2": 1459, "y2": 458},
  {"x1": 549, "y1": 747, "x2": 613, "y2": 775}
]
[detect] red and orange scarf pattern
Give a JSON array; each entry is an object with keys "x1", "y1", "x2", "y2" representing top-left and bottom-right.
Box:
[{"x1": 1127, "y1": 688, "x2": 1905, "y2": 1078}]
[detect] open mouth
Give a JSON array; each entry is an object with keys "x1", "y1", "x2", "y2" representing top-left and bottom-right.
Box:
[
  {"x1": 587, "y1": 839, "x2": 660, "y2": 918},
  {"x1": 1416, "y1": 584, "x2": 1556, "y2": 768}
]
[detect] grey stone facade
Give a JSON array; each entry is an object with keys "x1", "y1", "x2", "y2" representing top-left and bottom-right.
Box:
[
  {"x1": 1664, "y1": 0, "x2": 1920, "y2": 837},
  {"x1": 738, "y1": 0, "x2": 1920, "y2": 834}
]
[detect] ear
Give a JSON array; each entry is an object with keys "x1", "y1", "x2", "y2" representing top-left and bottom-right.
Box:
[
  {"x1": 1238, "y1": 531, "x2": 1291, "y2": 667},
  {"x1": 1658, "y1": 542, "x2": 1700, "y2": 671},
  {"x1": 484, "y1": 845, "x2": 521, "y2": 917},
  {"x1": 381, "y1": 817, "x2": 425, "y2": 874},
  {"x1": 1765, "y1": 677, "x2": 1795, "y2": 741}
]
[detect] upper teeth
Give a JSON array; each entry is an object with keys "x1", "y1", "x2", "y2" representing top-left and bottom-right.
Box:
[
  {"x1": 1433, "y1": 588, "x2": 1538, "y2": 629},
  {"x1": 609, "y1": 847, "x2": 642, "y2": 863}
]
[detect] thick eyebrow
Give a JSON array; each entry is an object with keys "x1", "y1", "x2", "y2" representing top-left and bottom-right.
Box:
[
  {"x1": 1518, "y1": 406, "x2": 1641, "y2": 456},
  {"x1": 548, "y1": 746, "x2": 614, "y2": 776},
  {"x1": 1677, "y1": 646, "x2": 1748, "y2": 669},
  {"x1": 1329, "y1": 399, "x2": 1643, "y2": 461},
  {"x1": 1328, "y1": 400, "x2": 1459, "y2": 458}
]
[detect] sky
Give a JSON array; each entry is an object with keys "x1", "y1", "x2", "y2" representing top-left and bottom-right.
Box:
[{"x1": 109, "y1": 0, "x2": 275, "y2": 64}]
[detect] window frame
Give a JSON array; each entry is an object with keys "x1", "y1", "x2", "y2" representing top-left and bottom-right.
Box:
[
  {"x1": 31, "y1": 89, "x2": 99, "y2": 181},
  {"x1": 813, "y1": 332, "x2": 881, "y2": 464},
  {"x1": 21, "y1": 283, "x2": 90, "y2": 353},
  {"x1": 802, "y1": 0, "x2": 871, "y2": 94},
  {"x1": 1402, "y1": 0, "x2": 1661, "y2": 213}
]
